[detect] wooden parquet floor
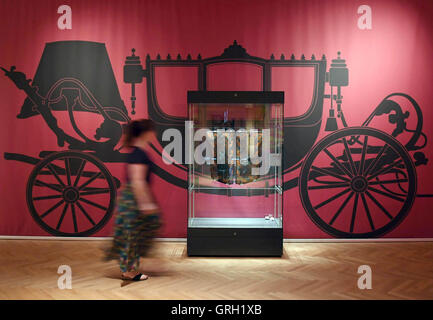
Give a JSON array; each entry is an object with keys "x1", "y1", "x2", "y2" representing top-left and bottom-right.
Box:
[{"x1": 0, "y1": 240, "x2": 432, "y2": 300}]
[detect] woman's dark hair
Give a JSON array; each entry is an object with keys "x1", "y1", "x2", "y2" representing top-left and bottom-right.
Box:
[{"x1": 124, "y1": 119, "x2": 155, "y2": 146}]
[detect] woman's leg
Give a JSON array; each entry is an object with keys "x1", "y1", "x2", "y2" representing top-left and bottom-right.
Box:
[
  {"x1": 121, "y1": 255, "x2": 147, "y2": 280},
  {"x1": 126, "y1": 248, "x2": 140, "y2": 272},
  {"x1": 120, "y1": 233, "x2": 147, "y2": 279},
  {"x1": 120, "y1": 248, "x2": 141, "y2": 279},
  {"x1": 119, "y1": 241, "x2": 130, "y2": 273}
]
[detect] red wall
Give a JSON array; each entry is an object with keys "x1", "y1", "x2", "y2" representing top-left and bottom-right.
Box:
[{"x1": 0, "y1": 0, "x2": 432, "y2": 238}]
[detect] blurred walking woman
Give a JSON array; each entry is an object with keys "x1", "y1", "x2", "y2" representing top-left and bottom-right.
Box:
[{"x1": 105, "y1": 119, "x2": 161, "y2": 281}]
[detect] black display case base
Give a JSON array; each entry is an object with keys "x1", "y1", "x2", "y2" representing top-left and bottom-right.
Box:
[{"x1": 187, "y1": 227, "x2": 283, "y2": 257}]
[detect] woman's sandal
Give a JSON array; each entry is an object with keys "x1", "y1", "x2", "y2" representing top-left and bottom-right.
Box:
[{"x1": 121, "y1": 273, "x2": 148, "y2": 281}]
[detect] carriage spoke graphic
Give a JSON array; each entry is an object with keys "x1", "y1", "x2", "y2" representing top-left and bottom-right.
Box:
[
  {"x1": 313, "y1": 188, "x2": 351, "y2": 210},
  {"x1": 350, "y1": 193, "x2": 359, "y2": 233},
  {"x1": 33, "y1": 194, "x2": 64, "y2": 201},
  {"x1": 71, "y1": 203, "x2": 78, "y2": 233},
  {"x1": 47, "y1": 164, "x2": 66, "y2": 188},
  {"x1": 329, "y1": 191, "x2": 354, "y2": 225},
  {"x1": 365, "y1": 190, "x2": 393, "y2": 219},
  {"x1": 73, "y1": 159, "x2": 87, "y2": 187},
  {"x1": 311, "y1": 166, "x2": 351, "y2": 182},
  {"x1": 364, "y1": 144, "x2": 389, "y2": 176},
  {"x1": 342, "y1": 138, "x2": 356, "y2": 176},
  {"x1": 40, "y1": 199, "x2": 65, "y2": 219},
  {"x1": 369, "y1": 178, "x2": 408, "y2": 187},
  {"x1": 368, "y1": 186, "x2": 405, "y2": 202},
  {"x1": 360, "y1": 193, "x2": 375, "y2": 231},
  {"x1": 76, "y1": 201, "x2": 96, "y2": 226},
  {"x1": 358, "y1": 136, "x2": 368, "y2": 175},
  {"x1": 80, "y1": 188, "x2": 111, "y2": 196},
  {"x1": 324, "y1": 148, "x2": 353, "y2": 178},
  {"x1": 78, "y1": 172, "x2": 102, "y2": 191},
  {"x1": 35, "y1": 179, "x2": 63, "y2": 192},
  {"x1": 367, "y1": 159, "x2": 404, "y2": 181},
  {"x1": 308, "y1": 182, "x2": 350, "y2": 190},
  {"x1": 79, "y1": 197, "x2": 108, "y2": 211},
  {"x1": 64, "y1": 158, "x2": 72, "y2": 186},
  {"x1": 56, "y1": 203, "x2": 70, "y2": 230}
]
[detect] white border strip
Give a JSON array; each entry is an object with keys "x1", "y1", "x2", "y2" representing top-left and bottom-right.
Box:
[{"x1": 0, "y1": 235, "x2": 432, "y2": 242}]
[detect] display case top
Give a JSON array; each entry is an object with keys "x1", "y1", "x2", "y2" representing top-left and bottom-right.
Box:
[{"x1": 187, "y1": 91, "x2": 284, "y2": 104}]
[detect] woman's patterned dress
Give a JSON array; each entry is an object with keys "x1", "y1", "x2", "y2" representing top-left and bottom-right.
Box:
[{"x1": 104, "y1": 183, "x2": 161, "y2": 272}]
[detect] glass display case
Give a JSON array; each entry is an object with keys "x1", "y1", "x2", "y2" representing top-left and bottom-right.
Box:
[{"x1": 187, "y1": 91, "x2": 284, "y2": 256}]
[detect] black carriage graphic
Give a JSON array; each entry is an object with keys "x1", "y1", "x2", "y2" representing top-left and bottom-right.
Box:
[{"x1": 2, "y1": 40, "x2": 430, "y2": 237}]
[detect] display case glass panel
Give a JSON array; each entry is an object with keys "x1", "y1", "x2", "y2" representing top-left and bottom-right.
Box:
[{"x1": 188, "y1": 92, "x2": 283, "y2": 231}]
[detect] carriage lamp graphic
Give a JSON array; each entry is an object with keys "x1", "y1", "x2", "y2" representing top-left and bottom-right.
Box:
[{"x1": 2, "y1": 40, "x2": 431, "y2": 237}]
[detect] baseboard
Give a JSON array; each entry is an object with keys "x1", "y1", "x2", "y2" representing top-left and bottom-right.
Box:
[{"x1": 0, "y1": 235, "x2": 432, "y2": 242}]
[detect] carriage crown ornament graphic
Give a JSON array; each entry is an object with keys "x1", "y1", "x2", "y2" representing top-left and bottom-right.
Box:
[{"x1": 2, "y1": 40, "x2": 432, "y2": 237}]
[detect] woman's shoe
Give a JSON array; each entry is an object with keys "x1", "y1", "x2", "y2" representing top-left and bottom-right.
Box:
[{"x1": 121, "y1": 272, "x2": 148, "y2": 281}]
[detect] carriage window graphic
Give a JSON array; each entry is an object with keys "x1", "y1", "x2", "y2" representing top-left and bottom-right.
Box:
[{"x1": 2, "y1": 40, "x2": 431, "y2": 237}]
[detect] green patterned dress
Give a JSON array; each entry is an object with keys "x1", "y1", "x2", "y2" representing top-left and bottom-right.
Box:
[{"x1": 104, "y1": 147, "x2": 161, "y2": 272}]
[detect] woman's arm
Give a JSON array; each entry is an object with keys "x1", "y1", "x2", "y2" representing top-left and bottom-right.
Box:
[{"x1": 128, "y1": 163, "x2": 158, "y2": 212}]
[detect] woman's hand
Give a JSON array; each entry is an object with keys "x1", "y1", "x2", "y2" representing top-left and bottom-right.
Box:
[{"x1": 139, "y1": 203, "x2": 159, "y2": 215}]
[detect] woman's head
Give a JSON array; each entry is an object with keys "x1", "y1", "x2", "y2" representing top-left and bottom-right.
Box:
[{"x1": 124, "y1": 119, "x2": 155, "y2": 147}]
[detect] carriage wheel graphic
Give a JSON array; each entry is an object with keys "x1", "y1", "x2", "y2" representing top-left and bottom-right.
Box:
[
  {"x1": 299, "y1": 127, "x2": 416, "y2": 238},
  {"x1": 27, "y1": 151, "x2": 116, "y2": 236}
]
